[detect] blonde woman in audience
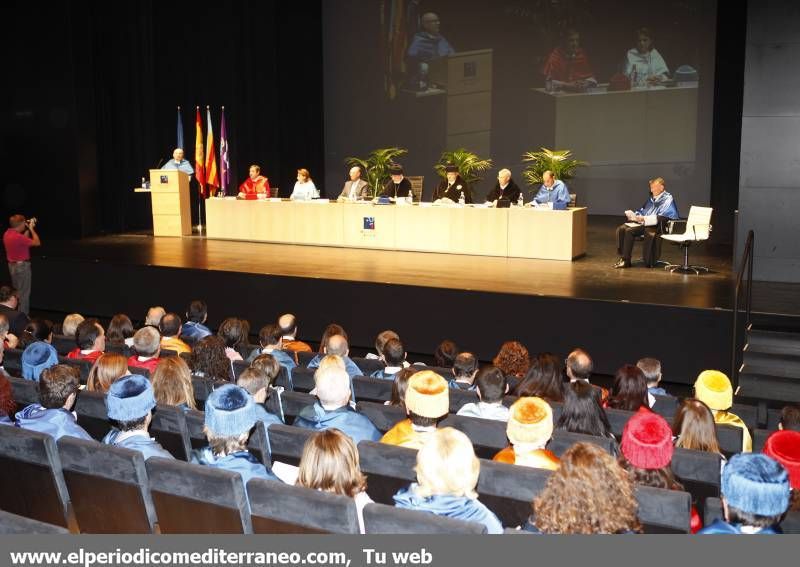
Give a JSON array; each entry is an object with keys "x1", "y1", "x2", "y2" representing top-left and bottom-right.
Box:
[
  {"x1": 61, "y1": 313, "x2": 84, "y2": 338},
  {"x1": 86, "y1": 352, "x2": 128, "y2": 392},
  {"x1": 297, "y1": 429, "x2": 373, "y2": 533},
  {"x1": 151, "y1": 356, "x2": 196, "y2": 411},
  {"x1": 393, "y1": 427, "x2": 503, "y2": 533}
]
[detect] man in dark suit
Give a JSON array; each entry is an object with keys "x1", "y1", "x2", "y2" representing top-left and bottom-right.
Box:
[{"x1": 339, "y1": 166, "x2": 370, "y2": 201}]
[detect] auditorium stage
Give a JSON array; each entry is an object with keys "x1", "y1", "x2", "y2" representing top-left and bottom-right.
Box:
[{"x1": 29, "y1": 216, "x2": 798, "y2": 384}]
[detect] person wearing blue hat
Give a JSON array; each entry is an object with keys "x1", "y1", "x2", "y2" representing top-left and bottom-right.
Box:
[
  {"x1": 699, "y1": 453, "x2": 791, "y2": 534},
  {"x1": 103, "y1": 374, "x2": 174, "y2": 460},
  {"x1": 21, "y1": 341, "x2": 59, "y2": 381},
  {"x1": 15, "y1": 364, "x2": 92, "y2": 441},
  {"x1": 192, "y1": 384, "x2": 280, "y2": 494}
]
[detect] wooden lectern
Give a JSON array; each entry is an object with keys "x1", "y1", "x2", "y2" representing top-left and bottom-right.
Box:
[{"x1": 147, "y1": 169, "x2": 191, "y2": 236}]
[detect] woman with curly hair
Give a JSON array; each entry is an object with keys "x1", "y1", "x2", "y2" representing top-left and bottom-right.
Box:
[
  {"x1": 190, "y1": 336, "x2": 233, "y2": 383},
  {"x1": 492, "y1": 341, "x2": 530, "y2": 387},
  {"x1": 607, "y1": 364, "x2": 649, "y2": 412},
  {"x1": 525, "y1": 442, "x2": 640, "y2": 533},
  {"x1": 514, "y1": 353, "x2": 564, "y2": 403},
  {"x1": 0, "y1": 373, "x2": 16, "y2": 424},
  {"x1": 86, "y1": 352, "x2": 129, "y2": 392}
]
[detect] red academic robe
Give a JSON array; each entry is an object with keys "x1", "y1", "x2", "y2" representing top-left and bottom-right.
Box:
[
  {"x1": 238, "y1": 175, "x2": 271, "y2": 199},
  {"x1": 542, "y1": 47, "x2": 595, "y2": 83}
]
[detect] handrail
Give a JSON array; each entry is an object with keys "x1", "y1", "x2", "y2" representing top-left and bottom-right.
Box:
[{"x1": 731, "y1": 230, "x2": 755, "y2": 382}]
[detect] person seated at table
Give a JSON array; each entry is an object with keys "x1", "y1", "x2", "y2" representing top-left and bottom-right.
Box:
[
  {"x1": 432, "y1": 164, "x2": 472, "y2": 204},
  {"x1": 541, "y1": 28, "x2": 597, "y2": 92},
  {"x1": 339, "y1": 166, "x2": 370, "y2": 201},
  {"x1": 613, "y1": 177, "x2": 679, "y2": 269},
  {"x1": 484, "y1": 168, "x2": 521, "y2": 205},
  {"x1": 381, "y1": 164, "x2": 413, "y2": 200},
  {"x1": 623, "y1": 27, "x2": 669, "y2": 87},
  {"x1": 238, "y1": 164, "x2": 270, "y2": 200},
  {"x1": 533, "y1": 171, "x2": 570, "y2": 209},
  {"x1": 290, "y1": 168, "x2": 319, "y2": 200},
  {"x1": 162, "y1": 148, "x2": 194, "y2": 175}
]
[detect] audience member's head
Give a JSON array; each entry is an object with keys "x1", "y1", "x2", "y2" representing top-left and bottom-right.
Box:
[
  {"x1": 159, "y1": 313, "x2": 182, "y2": 339},
  {"x1": 565, "y1": 348, "x2": 593, "y2": 382},
  {"x1": 721, "y1": 453, "x2": 790, "y2": 529},
  {"x1": 514, "y1": 353, "x2": 564, "y2": 403},
  {"x1": 374, "y1": 330, "x2": 400, "y2": 356},
  {"x1": 39, "y1": 365, "x2": 80, "y2": 410},
  {"x1": 132, "y1": 326, "x2": 161, "y2": 358},
  {"x1": 405, "y1": 371, "x2": 449, "y2": 427},
  {"x1": 152, "y1": 356, "x2": 196, "y2": 410},
  {"x1": 21, "y1": 341, "x2": 58, "y2": 381},
  {"x1": 636, "y1": 357, "x2": 662, "y2": 388},
  {"x1": 608, "y1": 365, "x2": 648, "y2": 412},
  {"x1": 763, "y1": 430, "x2": 800, "y2": 495},
  {"x1": 61, "y1": 313, "x2": 85, "y2": 338},
  {"x1": 0, "y1": 286, "x2": 19, "y2": 308},
  {"x1": 492, "y1": 341, "x2": 530, "y2": 378},
  {"x1": 389, "y1": 367, "x2": 418, "y2": 409},
  {"x1": 203, "y1": 384, "x2": 259, "y2": 455},
  {"x1": 619, "y1": 408, "x2": 682, "y2": 490},
  {"x1": 694, "y1": 370, "x2": 733, "y2": 412},
  {"x1": 324, "y1": 334, "x2": 350, "y2": 358},
  {"x1": 315, "y1": 365, "x2": 352, "y2": 410},
  {"x1": 190, "y1": 336, "x2": 231, "y2": 382},
  {"x1": 218, "y1": 317, "x2": 247, "y2": 350},
  {"x1": 507, "y1": 397, "x2": 554, "y2": 448},
  {"x1": 474, "y1": 365, "x2": 507, "y2": 404},
  {"x1": 415, "y1": 428, "x2": 480, "y2": 499},
  {"x1": 106, "y1": 314, "x2": 134, "y2": 344},
  {"x1": 316, "y1": 354, "x2": 346, "y2": 373},
  {"x1": 434, "y1": 340, "x2": 459, "y2": 368},
  {"x1": 106, "y1": 374, "x2": 156, "y2": 432},
  {"x1": 145, "y1": 306, "x2": 166, "y2": 328},
  {"x1": 86, "y1": 353, "x2": 128, "y2": 392},
  {"x1": 297, "y1": 429, "x2": 367, "y2": 498},
  {"x1": 249, "y1": 354, "x2": 282, "y2": 387},
  {"x1": 557, "y1": 380, "x2": 613, "y2": 438},
  {"x1": 319, "y1": 324, "x2": 347, "y2": 354},
  {"x1": 186, "y1": 300, "x2": 208, "y2": 324},
  {"x1": 258, "y1": 324, "x2": 282, "y2": 348},
  {"x1": 278, "y1": 314, "x2": 298, "y2": 338},
  {"x1": 779, "y1": 405, "x2": 800, "y2": 432},
  {"x1": 0, "y1": 373, "x2": 16, "y2": 418},
  {"x1": 452, "y1": 352, "x2": 478, "y2": 384},
  {"x1": 672, "y1": 398, "x2": 721, "y2": 454},
  {"x1": 75, "y1": 318, "x2": 105, "y2": 352},
  {"x1": 21, "y1": 318, "x2": 53, "y2": 347},
  {"x1": 237, "y1": 367, "x2": 270, "y2": 404},
  {"x1": 381, "y1": 338, "x2": 406, "y2": 367},
  {"x1": 533, "y1": 442, "x2": 640, "y2": 534},
  {"x1": 0, "y1": 314, "x2": 9, "y2": 341}
]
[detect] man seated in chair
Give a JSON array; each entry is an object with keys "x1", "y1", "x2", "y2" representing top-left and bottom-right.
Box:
[{"x1": 614, "y1": 177, "x2": 679, "y2": 269}]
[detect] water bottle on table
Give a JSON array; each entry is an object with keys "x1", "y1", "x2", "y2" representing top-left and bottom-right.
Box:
[
  {"x1": 458, "y1": 192, "x2": 465, "y2": 206},
  {"x1": 517, "y1": 192, "x2": 524, "y2": 207}
]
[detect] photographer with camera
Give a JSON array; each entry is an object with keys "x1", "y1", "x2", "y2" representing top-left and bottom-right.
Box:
[{"x1": 3, "y1": 214, "x2": 40, "y2": 315}]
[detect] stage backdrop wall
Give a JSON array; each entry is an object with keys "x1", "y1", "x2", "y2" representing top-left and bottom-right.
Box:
[
  {"x1": 737, "y1": 0, "x2": 800, "y2": 282},
  {"x1": 2, "y1": 0, "x2": 324, "y2": 238}
]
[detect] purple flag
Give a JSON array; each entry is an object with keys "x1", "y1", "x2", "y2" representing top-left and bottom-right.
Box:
[{"x1": 219, "y1": 107, "x2": 230, "y2": 195}]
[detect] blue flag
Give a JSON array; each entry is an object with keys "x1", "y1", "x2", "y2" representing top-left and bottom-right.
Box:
[{"x1": 176, "y1": 106, "x2": 184, "y2": 149}]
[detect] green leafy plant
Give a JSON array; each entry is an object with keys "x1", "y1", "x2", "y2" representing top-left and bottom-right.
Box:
[
  {"x1": 345, "y1": 147, "x2": 408, "y2": 198},
  {"x1": 434, "y1": 148, "x2": 493, "y2": 185},
  {"x1": 521, "y1": 148, "x2": 588, "y2": 187}
]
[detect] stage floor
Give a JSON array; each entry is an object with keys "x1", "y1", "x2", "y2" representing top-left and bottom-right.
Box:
[{"x1": 39, "y1": 216, "x2": 745, "y2": 311}]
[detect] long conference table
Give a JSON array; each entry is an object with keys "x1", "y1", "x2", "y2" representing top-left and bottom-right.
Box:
[{"x1": 205, "y1": 199, "x2": 587, "y2": 261}]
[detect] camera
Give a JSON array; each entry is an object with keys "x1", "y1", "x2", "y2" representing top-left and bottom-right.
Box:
[{"x1": 27, "y1": 217, "x2": 37, "y2": 228}]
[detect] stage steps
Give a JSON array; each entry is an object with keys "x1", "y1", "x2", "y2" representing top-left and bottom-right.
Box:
[{"x1": 737, "y1": 320, "x2": 800, "y2": 424}]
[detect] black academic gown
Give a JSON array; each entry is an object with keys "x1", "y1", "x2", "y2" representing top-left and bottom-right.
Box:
[
  {"x1": 381, "y1": 177, "x2": 413, "y2": 199},
  {"x1": 433, "y1": 175, "x2": 473, "y2": 203},
  {"x1": 484, "y1": 179, "x2": 521, "y2": 203}
]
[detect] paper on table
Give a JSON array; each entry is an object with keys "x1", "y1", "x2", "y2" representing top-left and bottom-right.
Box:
[{"x1": 625, "y1": 222, "x2": 641, "y2": 228}]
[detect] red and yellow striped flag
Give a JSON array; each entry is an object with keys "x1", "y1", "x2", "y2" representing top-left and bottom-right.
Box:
[
  {"x1": 204, "y1": 106, "x2": 219, "y2": 194},
  {"x1": 194, "y1": 107, "x2": 206, "y2": 197}
]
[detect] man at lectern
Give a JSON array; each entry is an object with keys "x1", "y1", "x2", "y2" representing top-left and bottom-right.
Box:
[
  {"x1": 238, "y1": 164, "x2": 271, "y2": 200},
  {"x1": 162, "y1": 148, "x2": 194, "y2": 176},
  {"x1": 407, "y1": 12, "x2": 455, "y2": 90}
]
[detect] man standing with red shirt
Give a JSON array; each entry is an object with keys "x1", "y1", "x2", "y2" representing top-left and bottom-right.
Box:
[{"x1": 3, "y1": 215, "x2": 40, "y2": 315}]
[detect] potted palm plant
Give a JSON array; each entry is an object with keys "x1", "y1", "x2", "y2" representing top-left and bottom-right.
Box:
[
  {"x1": 434, "y1": 148, "x2": 493, "y2": 185},
  {"x1": 345, "y1": 147, "x2": 408, "y2": 199},
  {"x1": 521, "y1": 148, "x2": 588, "y2": 191}
]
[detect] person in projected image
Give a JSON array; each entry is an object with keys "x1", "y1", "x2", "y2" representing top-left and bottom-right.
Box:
[
  {"x1": 623, "y1": 27, "x2": 669, "y2": 87},
  {"x1": 406, "y1": 12, "x2": 455, "y2": 90},
  {"x1": 541, "y1": 28, "x2": 597, "y2": 92}
]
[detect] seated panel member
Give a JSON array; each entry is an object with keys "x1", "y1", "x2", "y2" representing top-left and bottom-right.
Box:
[
  {"x1": 433, "y1": 165, "x2": 473, "y2": 203},
  {"x1": 613, "y1": 177, "x2": 679, "y2": 269},
  {"x1": 533, "y1": 171, "x2": 570, "y2": 209},
  {"x1": 290, "y1": 168, "x2": 319, "y2": 200},
  {"x1": 381, "y1": 164, "x2": 413, "y2": 200},
  {"x1": 624, "y1": 27, "x2": 669, "y2": 87},
  {"x1": 162, "y1": 148, "x2": 194, "y2": 176},
  {"x1": 542, "y1": 29, "x2": 597, "y2": 91},
  {"x1": 238, "y1": 164, "x2": 271, "y2": 199},
  {"x1": 484, "y1": 168, "x2": 521, "y2": 205},
  {"x1": 339, "y1": 166, "x2": 370, "y2": 201}
]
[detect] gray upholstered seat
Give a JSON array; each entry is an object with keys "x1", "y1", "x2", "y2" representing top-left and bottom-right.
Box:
[
  {"x1": 363, "y1": 502, "x2": 486, "y2": 534},
  {"x1": 547, "y1": 430, "x2": 616, "y2": 457},
  {"x1": 74, "y1": 389, "x2": 111, "y2": 441},
  {"x1": 0, "y1": 510, "x2": 70, "y2": 534},
  {"x1": 267, "y1": 424, "x2": 314, "y2": 466},
  {"x1": 635, "y1": 486, "x2": 692, "y2": 533},
  {"x1": 355, "y1": 401, "x2": 405, "y2": 433},
  {"x1": 150, "y1": 404, "x2": 192, "y2": 461}
]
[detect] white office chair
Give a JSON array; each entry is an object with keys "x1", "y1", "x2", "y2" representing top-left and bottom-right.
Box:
[{"x1": 660, "y1": 206, "x2": 713, "y2": 274}]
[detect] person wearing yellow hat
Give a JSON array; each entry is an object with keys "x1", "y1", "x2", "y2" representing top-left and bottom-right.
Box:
[
  {"x1": 381, "y1": 371, "x2": 449, "y2": 450},
  {"x1": 694, "y1": 370, "x2": 752, "y2": 453},
  {"x1": 493, "y1": 397, "x2": 559, "y2": 470}
]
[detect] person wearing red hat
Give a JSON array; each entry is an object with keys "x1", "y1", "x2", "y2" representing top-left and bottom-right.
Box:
[{"x1": 763, "y1": 430, "x2": 800, "y2": 512}]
